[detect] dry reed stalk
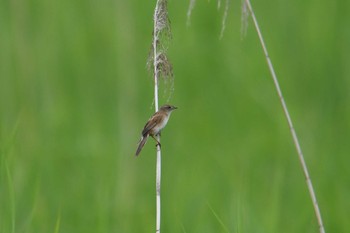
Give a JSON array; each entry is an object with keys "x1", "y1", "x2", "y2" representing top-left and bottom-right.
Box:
[
  {"x1": 243, "y1": 1, "x2": 325, "y2": 232},
  {"x1": 149, "y1": 0, "x2": 173, "y2": 232}
]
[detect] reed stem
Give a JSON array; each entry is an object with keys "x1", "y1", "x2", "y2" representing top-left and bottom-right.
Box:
[{"x1": 243, "y1": 1, "x2": 325, "y2": 232}]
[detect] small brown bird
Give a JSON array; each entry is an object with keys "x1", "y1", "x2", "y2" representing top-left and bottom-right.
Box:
[{"x1": 135, "y1": 104, "x2": 177, "y2": 156}]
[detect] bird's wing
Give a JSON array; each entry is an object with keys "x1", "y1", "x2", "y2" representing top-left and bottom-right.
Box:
[{"x1": 142, "y1": 112, "x2": 164, "y2": 136}]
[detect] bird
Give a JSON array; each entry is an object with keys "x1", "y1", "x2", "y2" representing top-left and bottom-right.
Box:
[{"x1": 135, "y1": 104, "x2": 177, "y2": 156}]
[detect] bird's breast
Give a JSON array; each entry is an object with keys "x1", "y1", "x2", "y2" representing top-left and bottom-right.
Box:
[{"x1": 152, "y1": 115, "x2": 169, "y2": 134}]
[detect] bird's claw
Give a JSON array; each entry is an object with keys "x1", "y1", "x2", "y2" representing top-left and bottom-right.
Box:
[{"x1": 156, "y1": 142, "x2": 161, "y2": 148}]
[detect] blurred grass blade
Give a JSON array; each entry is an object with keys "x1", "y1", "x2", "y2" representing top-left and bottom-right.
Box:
[
  {"x1": 207, "y1": 202, "x2": 230, "y2": 233},
  {"x1": 54, "y1": 211, "x2": 61, "y2": 233},
  {"x1": 186, "y1": 0, "x2": 196, "y2": 26}
]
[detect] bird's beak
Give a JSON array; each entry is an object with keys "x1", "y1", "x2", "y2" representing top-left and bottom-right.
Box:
[{"x1": 172, "y1": 106, "x2": 178, "y2": 110}]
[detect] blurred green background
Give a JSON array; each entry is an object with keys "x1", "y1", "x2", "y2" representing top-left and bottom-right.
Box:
[{"x1": 1, "y1": 0, "x2": 350, "y2": 232}]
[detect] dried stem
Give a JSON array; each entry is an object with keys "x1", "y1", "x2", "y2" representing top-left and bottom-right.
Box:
[
  {"x1": 243, "y1": 0, "x2": 325, "y2": 232},
  {"x1": 153, "y1": 2, "x2": 161, "y2": 232},
  {"x1": 186, "y1": 0, "x2": 196, "y2": 27},
  {"x1": 219, "y1": 0, "x2": 230, "y2": 39},
  {"x1": 151, "y1": 1, "x2": 172, "y2": 232},
  {"x1": 240, "y1": 0, "x2": 249, "y2": 39},
  {"x1": 153, "y1": 2, "x2": 160, "y2": 112}
]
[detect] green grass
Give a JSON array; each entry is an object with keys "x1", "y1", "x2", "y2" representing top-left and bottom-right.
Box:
[{"x1": 1, "y1": 0, "x2": 350, "y2": 232}]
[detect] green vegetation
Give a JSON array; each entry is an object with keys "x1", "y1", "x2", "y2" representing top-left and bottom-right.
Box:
[{"x1": 1, "y1": 0, "x2": 349, "y2": 232}]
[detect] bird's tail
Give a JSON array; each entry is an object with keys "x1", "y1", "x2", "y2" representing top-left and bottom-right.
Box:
[{"x1": 135, "y1": 135, "x2": 148, "y2": 156}]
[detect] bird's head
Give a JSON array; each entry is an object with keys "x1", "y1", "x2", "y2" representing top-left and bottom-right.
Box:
[{"x1": 160, "y1": 104, "x2": 178, "y2": 113}]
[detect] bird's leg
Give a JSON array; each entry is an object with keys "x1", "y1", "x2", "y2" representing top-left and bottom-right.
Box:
[{"x1": 151, "y1": 135, "x2": 161, "y2": 148}]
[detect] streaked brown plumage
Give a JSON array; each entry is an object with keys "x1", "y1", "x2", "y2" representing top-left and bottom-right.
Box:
[{"x1": 135, "y1": 104, "x2": 177, "y2": 156}]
